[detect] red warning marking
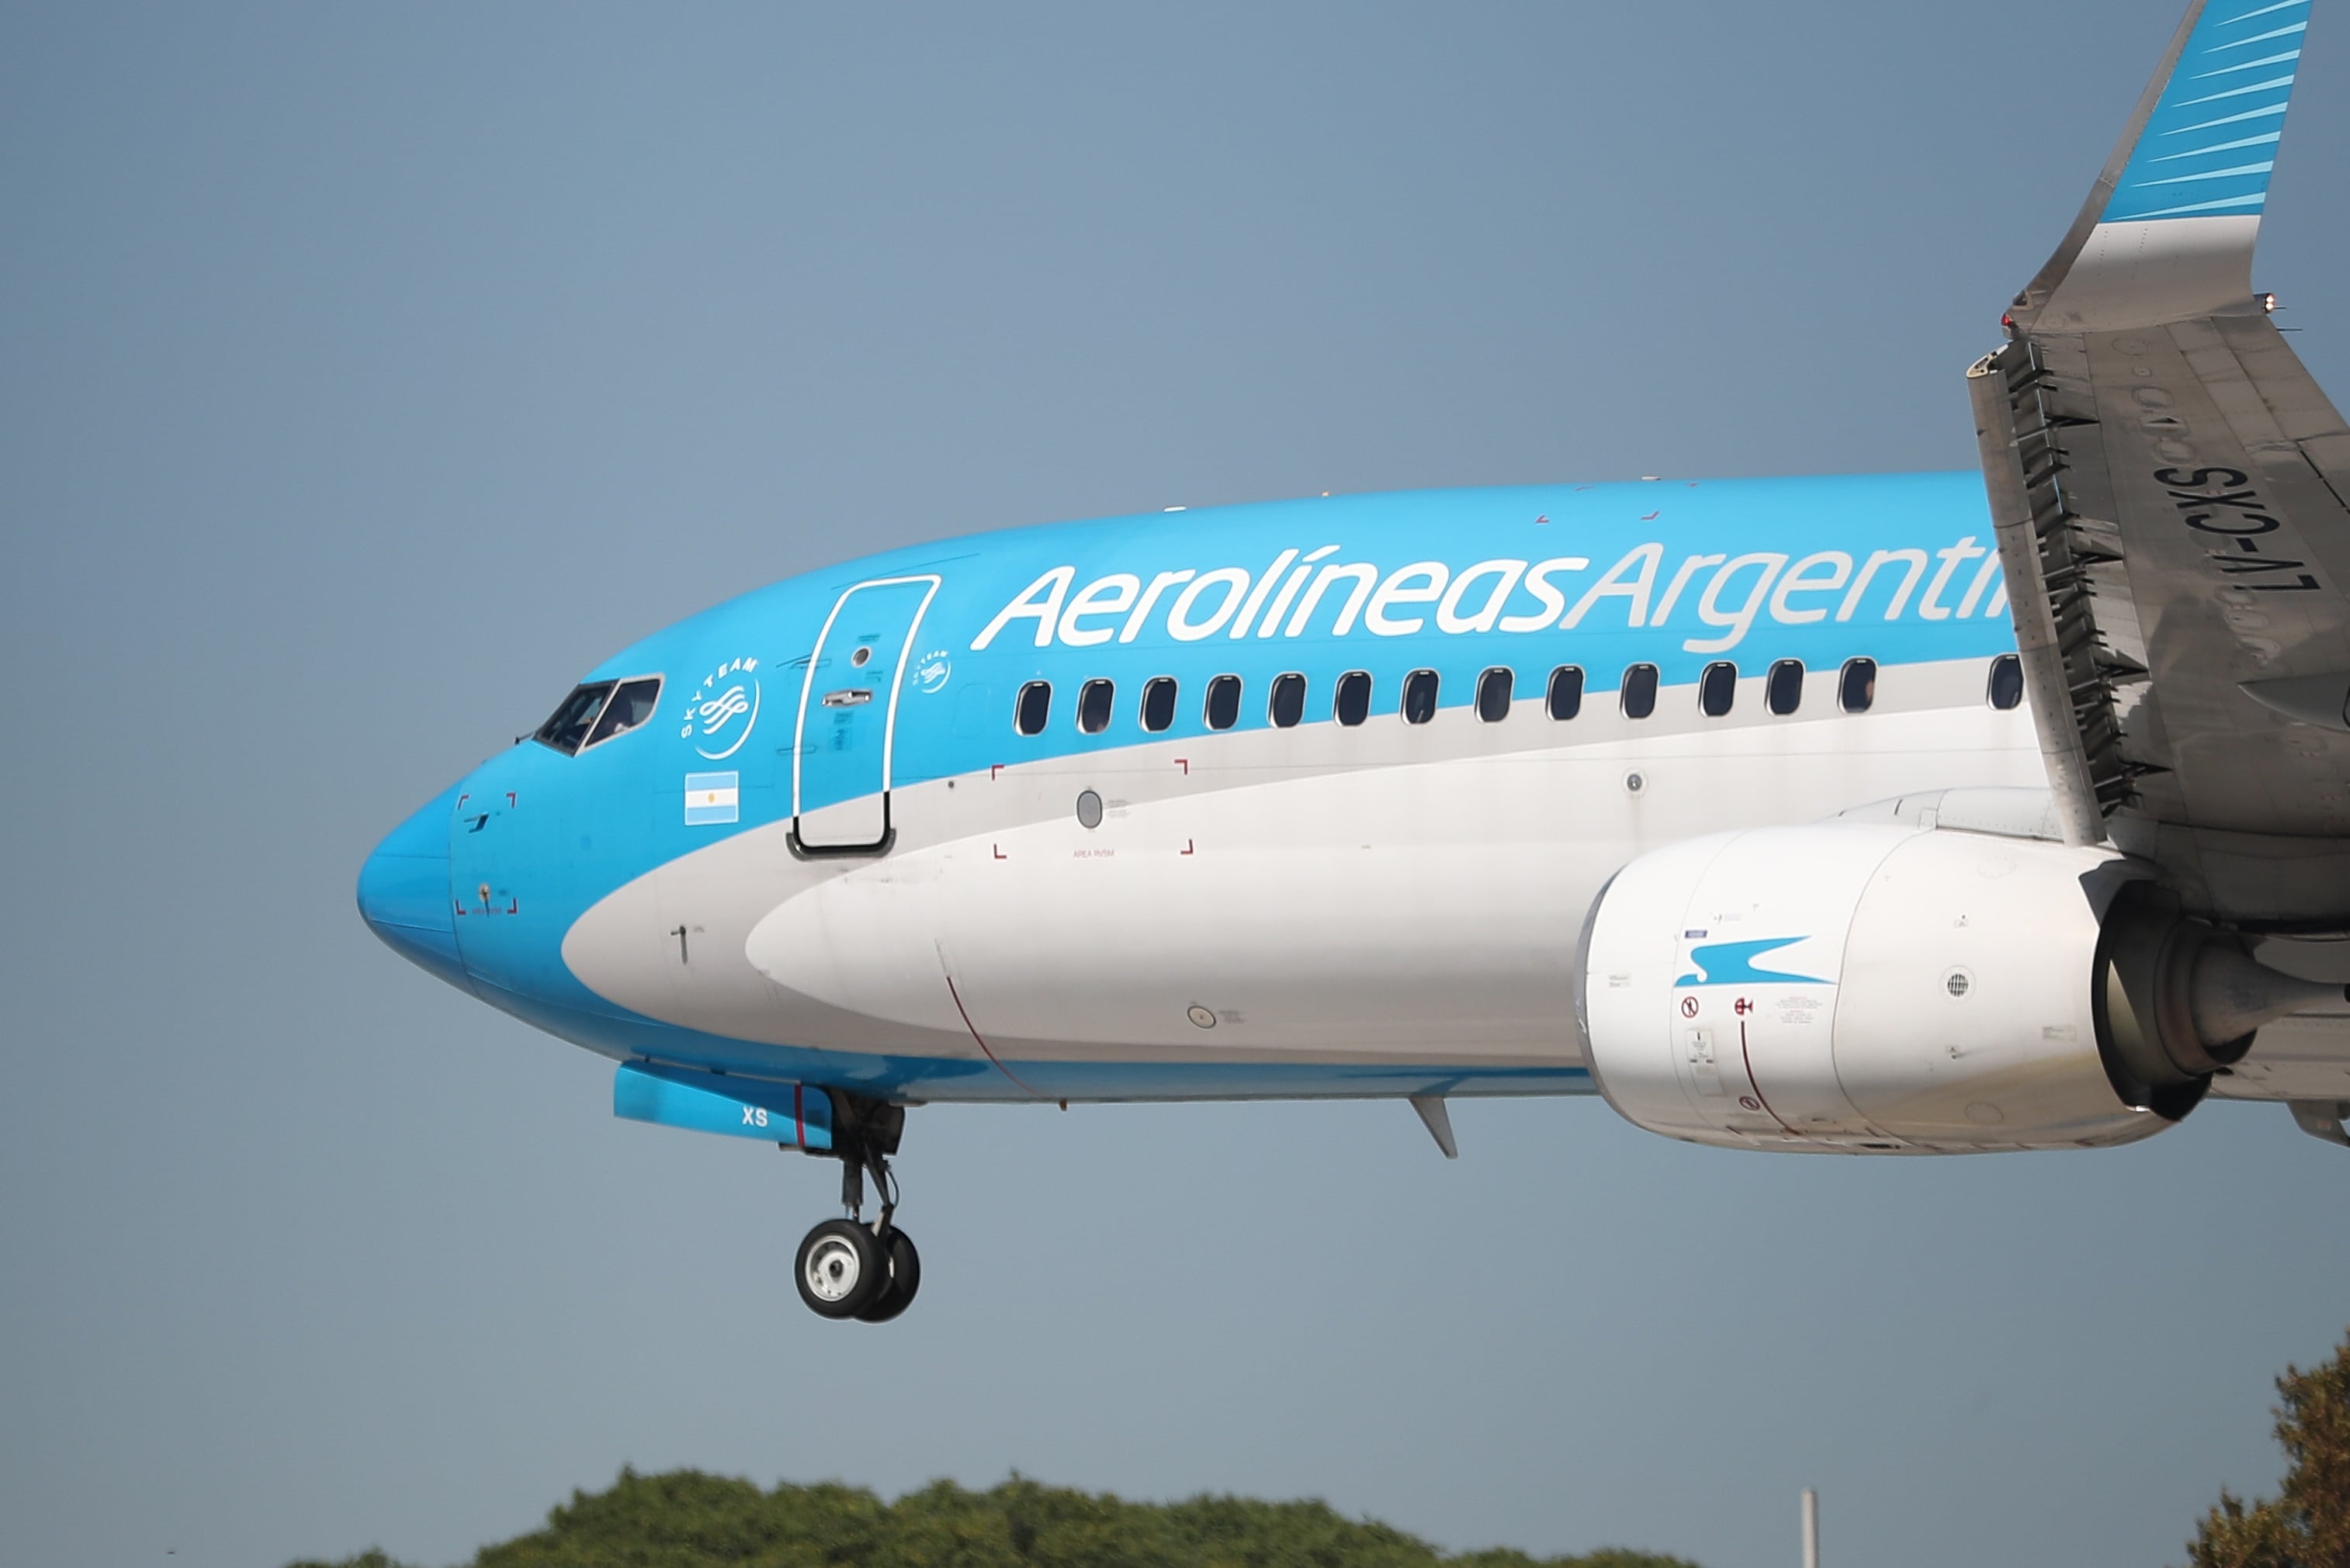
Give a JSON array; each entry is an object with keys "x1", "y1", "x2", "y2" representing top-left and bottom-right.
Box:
[
  {"x1": 505, "y1": 792, "x2": 517, "y2": 808},
  {"x1": 456, "y1": 793, "x2": 470, "y2": 809},
  {"x1": 990, "y1": 763, "x2": 1006, "y2": 780},
  {"x1": 944, "y1": 972, "x2": 1048, "y2": 1099},
  {"x1": 1641, "y1": 510, "x2": 1660, "y2": 521},
  {"x1": 1174, "y1": 758, "x2": 1190, "y2": 775},
  {"x1": 1738, "y1": 1019, "x2": 1801, "y2": 1137},
  {"x1": 1180, "y1": 839, "x2": 1196, "y2": 856},
  {"x1": 507, "y1": 898, "x2": 518, "y2": 915},
  {"x1": 992, "y1": 843, "x2": 1007, "y2": 860},
  {"x1": 452, "y1": 901, "x2": 467, "y2": 917},
  {"x1": 1733, "y1": 996, "x2": 1755, "y2": 1016},
  {"x1": 1679, "y1": 995, "x2": 1698, "y2": 1018}
]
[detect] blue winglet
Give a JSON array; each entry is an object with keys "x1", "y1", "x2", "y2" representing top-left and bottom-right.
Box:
[
  {"x1": 2012, "y1": 0, "x2": 2317, "y2": 332},
  {"x1": 2103, "y1": 1, "x2": 2309, "y2": 223}
]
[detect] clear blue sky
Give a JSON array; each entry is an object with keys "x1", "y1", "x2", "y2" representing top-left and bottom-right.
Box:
[{"x1": 4, "y1": 5, "x2": 2347, "y2": 1566}]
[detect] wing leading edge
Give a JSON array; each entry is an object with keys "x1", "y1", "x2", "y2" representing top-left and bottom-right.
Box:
[{"x1": 1970, "y1": 0, "x2": 2350, "y2": 924}]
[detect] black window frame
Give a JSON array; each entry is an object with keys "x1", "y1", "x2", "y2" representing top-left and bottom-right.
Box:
[
  {"x1": 1475, "y1": 666, "x2": 1514, "y2": 723},
  {"x1": 1015, "y1": 680, "x2": 1053, "y2": 736},
  {"x1": 1076, "y1": 677, "x2": 1116, "y2": 735},
  {"x1": 1333, "y1": 670, "x2": 1373, "y2": 727},
  {"x1": 583, "y1": 677, "x2": 664, "y2": 749},
  {"x1": 1839, "y1": 657, "x2": 1877, "y2": 714},
  {"x1": 1204, "y1": 674, "x2": 1243, "y2": 732},
  {"x1": 1546, "y1": 665, "x2": 1583, "y2": 722},
  {"x1": 1140, "y1": 676, "x2": 1179, "y2": 733},
  {"x1": 1401, "y1": 669, "x2": 1440, "y2": 725},
  {"x1": 1698, "y1": 661, "x2": 1737, "y2": 718},
  {"x1": 1268, "y1": 672, "x2": 1307, "y2": 729},
  {"x1": 533, "y1": 680, "x2": 618, "y2": 756},
  {"x1": 1620, "y1": 663, "x2": 1659, "y2": 720},
  {"x1": 1988, "y1": 653, "x2": 2024, "y2": 711},
  {"x1": 1766, "y1": 659, "x2": 1804, "y2": 716}
]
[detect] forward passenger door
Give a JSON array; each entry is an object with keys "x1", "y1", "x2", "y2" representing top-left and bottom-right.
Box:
[{"x1": 790, "y1": 576, "x2": 940, "y2": 853}]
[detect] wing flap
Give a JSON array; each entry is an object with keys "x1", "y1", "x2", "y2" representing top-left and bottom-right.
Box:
[{"x1": 1973, "y1": 0, "x2": 2350, "y2": 924}]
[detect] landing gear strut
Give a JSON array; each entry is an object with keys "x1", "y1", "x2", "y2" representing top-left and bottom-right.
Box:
[{"x1": 791, "y1": 1092, "x2": 920, "y2": 1322}]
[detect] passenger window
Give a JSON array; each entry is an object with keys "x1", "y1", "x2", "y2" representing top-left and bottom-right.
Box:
[
  {"x1": 1766, "y1": 659, "x2": 1804, "y2": 716},
  {"x1": 1269, "y1": 673, "x2": 1307, "y2": 729},
  {"x1": 1402, "y1": 669, "x2": 1440, "y2": 725},
  {"x1": 1699, "y1": 662, "x2": 1736, "y2": 718},
  {"x1": 1204, "y1": 674, "x2": 1243, "y2": 731},
  {"x1": 1077, "y1": 678, "x2": 1115, "y2": 735},
  {"x1": 1334, "y1": 670, "x2": 1372, "y2": 727},
  {"x1": 1141, "y1": 676, "x2": 1178, "y2": 733},
  {"x1": 1016, "y1": 680, "x2": 1052, "y2": 736},
  {"x1": 584, "y1": 677, "x2": 663, "y2": 749},
  {"x1": 1988, "y1": 653, "x2": 2024, "y2": 711},
  {"x1": 533, "y1": 681, "x2": 615, "y2": 756},
  {"x1": 1547, "y1": 665, "x2": 1583, "y2": 721},
  {"x1": 1621, "y1": 663, "x2": 1659, "y2": 719},
  {"x1": 1475, "y1": 667, "x2": 1513, "y2": 723},
  {"x1": 1839, "y1": 657, "x2": 1877, "y2": 714}
]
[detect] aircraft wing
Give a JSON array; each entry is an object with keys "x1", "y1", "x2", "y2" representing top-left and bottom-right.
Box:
[{"x1": 1969, "y1": 0, "x2": 2350, "y2": 924}]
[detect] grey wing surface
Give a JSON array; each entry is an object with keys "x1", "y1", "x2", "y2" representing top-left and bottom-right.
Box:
[{"x1": 1970, "y1": 0, "x2": 2350, "y2": 926}]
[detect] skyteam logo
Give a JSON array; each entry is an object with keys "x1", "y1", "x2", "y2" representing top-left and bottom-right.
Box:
[
  {"x1": 913, "y1": 649, "x2": 953, "y2": 694},
  {"x1": 681, "y1": 656, "x2": 761, "y2": 760}
]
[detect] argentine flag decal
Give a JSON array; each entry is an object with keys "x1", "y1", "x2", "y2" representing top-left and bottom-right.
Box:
[{"x1": 684, "y1": 771, "x2": 740, "y2": 826}]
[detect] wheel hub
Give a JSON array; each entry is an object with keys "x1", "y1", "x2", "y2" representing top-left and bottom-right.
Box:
[{"x1": 802, "y1": 1234, "x2": 865, "y2": 1303}]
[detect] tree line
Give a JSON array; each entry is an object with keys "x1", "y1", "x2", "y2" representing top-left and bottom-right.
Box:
[
  {"x1": 290, "y1": 1470, "x2": 1696, "y2": 1568},
  {"x1": 289, "y1": 1324, "x2": 2350, "y2": 1568}
]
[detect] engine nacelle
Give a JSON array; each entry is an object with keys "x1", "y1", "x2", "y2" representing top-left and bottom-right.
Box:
[{"x1": 1575, "y1": 823, "x2": 2230, "y2": 1154}]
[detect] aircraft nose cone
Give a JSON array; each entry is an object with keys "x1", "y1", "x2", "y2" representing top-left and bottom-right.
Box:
[{"x1": 358, "y1": 784, "x2": 470, "y2": 992}]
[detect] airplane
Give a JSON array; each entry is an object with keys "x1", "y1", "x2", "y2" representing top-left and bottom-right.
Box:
[{"x1": 359, "y1": 0, "x2": 2350, "y2": 1324}]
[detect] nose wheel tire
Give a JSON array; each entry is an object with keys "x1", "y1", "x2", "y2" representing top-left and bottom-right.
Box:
[
  {"x1": 853, "y1": 1227, "x2": 921, "y2": 1323},
  {"x1": 795, "y1": 1218, "x2": 888, "y2": 1319}
]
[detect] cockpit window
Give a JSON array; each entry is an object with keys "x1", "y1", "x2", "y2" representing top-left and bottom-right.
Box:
[
  {"x1": 534, "y1": 682, "x2": 615, "y2": 755},
  {"x1": 584, "y1": 677, "x2": 664, "y2": 749}
]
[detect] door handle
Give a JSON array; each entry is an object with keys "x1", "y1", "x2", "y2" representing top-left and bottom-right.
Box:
[{"x1": 820, "y1": 688, "x2": 875, "y2": 708}]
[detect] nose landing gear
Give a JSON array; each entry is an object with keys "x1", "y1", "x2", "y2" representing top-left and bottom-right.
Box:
[
  {"x1": 795, "y1": 1218, "x2": 885, "y2": 1315},
  {"x1": 791, "y1": 1092, "x2": 921, "y2": 1323}
]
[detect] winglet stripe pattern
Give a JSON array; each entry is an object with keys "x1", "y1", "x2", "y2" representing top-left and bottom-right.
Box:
[{"x1": 2105, "y1": 1, "x2": 2309, "y2": 221}]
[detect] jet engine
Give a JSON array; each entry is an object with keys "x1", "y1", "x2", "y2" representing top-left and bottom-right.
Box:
[{"x1": 1574, "y1": 822, "x2": 2344, "y2": 1153}]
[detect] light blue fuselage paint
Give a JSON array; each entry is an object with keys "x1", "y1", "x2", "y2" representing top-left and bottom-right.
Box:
[{"x1": 360, "y1": 471, "x2": 2028, "y2": 1104}]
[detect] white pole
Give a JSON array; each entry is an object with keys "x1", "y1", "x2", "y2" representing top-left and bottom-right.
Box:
[{"x1": 1801, "y1": 1488, "x2": 1819, "y2": 1568}]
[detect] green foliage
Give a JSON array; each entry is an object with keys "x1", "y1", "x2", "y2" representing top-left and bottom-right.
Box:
[
  {"x1": 287, "y1": 1469, "x2": 1698, "y2": 1568},
  {"x1": 2185, "y1": 1326, "x2": 2350, "y2": 1568}
]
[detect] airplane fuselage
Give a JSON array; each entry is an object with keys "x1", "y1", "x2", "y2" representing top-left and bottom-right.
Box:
[{"x1": 365, "y1": 470, "x2": 2037, "y2": 1105}]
